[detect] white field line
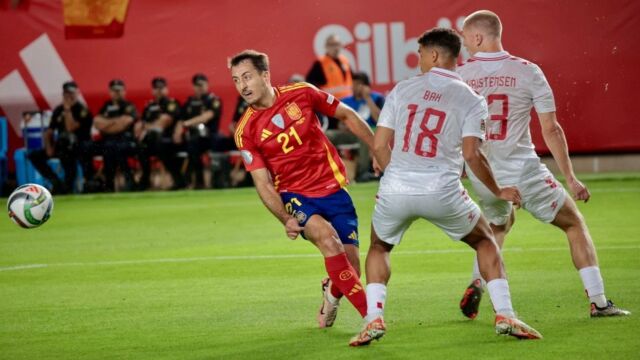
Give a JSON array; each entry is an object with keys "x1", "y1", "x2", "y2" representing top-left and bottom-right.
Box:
[{"x1": 1, "y1": 245, "x2": 638, "y2": 273}]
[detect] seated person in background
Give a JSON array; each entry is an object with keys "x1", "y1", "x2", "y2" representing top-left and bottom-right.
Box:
[
  {"x1": 28, "y1": 81, "x2": 94, "y2": 194},
  {"x1": 93, "y1": 79, "x2": 138, "y2": 192},
  {"x1": 136, "y1": 77, "x2": 185, "y2": 190},
  {"x1": 174, "y1": 73, "x2": 222, "y2": 189},
  {"x1": 341, "y1": 71, "x2": 385, "y2": 181}
]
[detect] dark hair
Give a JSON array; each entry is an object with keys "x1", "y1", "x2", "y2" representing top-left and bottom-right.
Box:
[
  {"x1": 351, "y1": 71, "x2": 371, "y2": 86},
  {"x1": 229, "y1": 50, "x2": 270, "y2": 73},
  {"x1": 417, "y1": 28, "x2": 461, "y2": 58}
]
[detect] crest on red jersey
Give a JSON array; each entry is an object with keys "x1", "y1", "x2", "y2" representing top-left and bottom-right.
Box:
[{"x1": 285, "y1": 102, "x2": 302, "y2": 121}]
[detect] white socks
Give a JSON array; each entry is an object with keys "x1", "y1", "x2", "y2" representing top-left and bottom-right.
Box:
[
  {"x1": 486, "y1": 279, "x2": 515, "y2": 317},
  {"x1": 579, "y1": 266, "x2": 607, "y2": 307},
  {"x1": 365, "y1": 283, "x2": 387, "y2": 321}
]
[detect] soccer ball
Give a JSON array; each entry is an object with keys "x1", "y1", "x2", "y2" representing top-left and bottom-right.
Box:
[{"x1": 7, "y1": 184, "x2": 54, "y2": 229}]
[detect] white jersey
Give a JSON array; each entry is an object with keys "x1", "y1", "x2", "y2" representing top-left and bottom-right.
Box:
[
  {"x1": 457, "y1": 51, "x2": 556, "y2": 183},
  {"x1": 377, "y1": 67, "x2": 488, "y2": 195}
]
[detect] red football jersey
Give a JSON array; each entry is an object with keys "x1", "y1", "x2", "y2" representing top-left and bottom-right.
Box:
[{"x1": 234, "y1": 83, "x2": 348, "y2": 197}]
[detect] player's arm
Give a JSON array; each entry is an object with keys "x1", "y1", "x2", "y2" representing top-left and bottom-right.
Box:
[
  {"x1": 462, "y1": 136, "x2": 521, "y2": 206},
  {"x1": 333, "y1": 103, "x2": 374, "y2": 149},
  {"x1": 539, "y1": 111, "x2": 590, "y2": 202},
  {"x1": 333, "y1": 102, "x2": 381, "y2": 173},
  {"x1": 250, "y1": 168, "x2": 303, "y2": 240},
  {"x1": 372, "y1": 126, "x2": 393, "y2": 170}
]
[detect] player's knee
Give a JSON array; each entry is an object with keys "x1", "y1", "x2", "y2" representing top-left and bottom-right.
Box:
[
  {"x1": 315, "y1": 229, "x2": 343, "y2": 253},
  {"x1": 555, "y1": 203, "x2": 586, "y2": 231}
]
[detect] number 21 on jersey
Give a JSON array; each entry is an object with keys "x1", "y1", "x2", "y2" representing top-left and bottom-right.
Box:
[
  {"x1": 277, "y1": 127, "x2": 303, "y2": 154},
  {"x1": 402, "y1": 104, "x2": 446, "y2": 158}
]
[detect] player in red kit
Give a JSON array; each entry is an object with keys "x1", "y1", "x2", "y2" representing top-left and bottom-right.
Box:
[{"x1": 230, "y1": 50, "x2": 378, "y2": 328}]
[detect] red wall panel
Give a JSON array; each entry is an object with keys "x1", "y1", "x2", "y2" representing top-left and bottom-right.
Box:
[{"x1": 1, "y1": 0, "x2": 638, "y2": 171}]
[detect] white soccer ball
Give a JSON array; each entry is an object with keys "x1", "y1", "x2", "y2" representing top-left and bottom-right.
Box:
[{"x1": 7, "y1": 184, "x2": 54, "y2": 229}]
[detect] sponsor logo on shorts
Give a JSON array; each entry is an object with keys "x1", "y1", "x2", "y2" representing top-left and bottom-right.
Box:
[
  {"x1": 551, "y1": 201, "x2": 558, "y2": 211},
  {"x1": 294, "y1": 211, "x2": 307, "y2": 223},
  {"x1": 545, "y1": 177, "x2": 558, "y2": 189},
  {"x1": 468, "y1": 212, "x2": 476, "y2": 223},
  {"x1": 339, "y1": 270, "x2": 353, "y2": 281}
]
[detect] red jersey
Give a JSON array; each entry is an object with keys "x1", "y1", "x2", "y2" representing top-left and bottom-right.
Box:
[{"x1": 234, "y1": 83, "x2": 348, "y2": 197}]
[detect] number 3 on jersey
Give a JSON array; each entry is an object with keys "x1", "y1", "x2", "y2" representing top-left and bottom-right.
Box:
[
  {"x1": 402, "y1": 104, "x2": 446, "y2": 158},
  {"x1": 487, "y1": 94, "x2": 509, "y2": 140}
]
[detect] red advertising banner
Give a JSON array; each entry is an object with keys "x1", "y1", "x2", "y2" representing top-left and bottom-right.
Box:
[{"x1": 1, "y1": 0, "x2": 639, "y2": 171}]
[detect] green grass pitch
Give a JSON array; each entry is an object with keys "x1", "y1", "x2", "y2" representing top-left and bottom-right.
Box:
[{"x1": 1, "y1": 176, "x2": 638, "y2": 359}]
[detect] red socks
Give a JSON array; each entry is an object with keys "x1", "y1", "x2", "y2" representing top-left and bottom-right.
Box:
[{"x1": 324, "y1": 252, "x2": 367, "y2": 317}]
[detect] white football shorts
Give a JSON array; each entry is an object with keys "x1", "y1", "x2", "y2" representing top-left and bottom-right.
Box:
[
  {"x1": 372, "y1": 184, "x2": 482, "y2": 245},
  {"x1": 469, "y1": 164, "x2": 567, "y2": 225}
]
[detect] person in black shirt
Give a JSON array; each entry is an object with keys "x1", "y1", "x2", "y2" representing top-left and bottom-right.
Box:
[
  {"x1": 173, "y1": 73, "x2": 222, "y2": 189},
  {"x1": 28, "y1": 81, "x2": 94, "y2": 194},
  {"x1": 93, "y1": 79, "x2": 138, "y2": 192},
  {"x1": 135, "y1": 77, "x2": 185, "y2": 190}
]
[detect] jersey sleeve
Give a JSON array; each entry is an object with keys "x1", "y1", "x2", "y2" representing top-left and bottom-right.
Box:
[
  {"x1": 462, "y1": 95, "x2": 488, "y2": 139},
  {"x1": 235, "y1": 125, "x2": 266, "y2": 172},
  {"x1": 307, "y1": 84, "x2": 340, "y2": 117},
  {"x1": 530, "y1": 64, "x2": 556, "y2": 113},
  {"x1": 376, "y1": 87, "x2": 397, "y2": 129}
]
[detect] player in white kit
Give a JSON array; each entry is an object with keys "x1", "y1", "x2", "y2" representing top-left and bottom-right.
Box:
[
  {"x1": 349, "y1": 28, "x2": 542, "y2": 347},
  {"x1": 457, "y1": 10, "x2": 630, "y2": 319}
]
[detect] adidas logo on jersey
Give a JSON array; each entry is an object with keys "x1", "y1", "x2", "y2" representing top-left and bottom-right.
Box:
[{"x1": 261, "y1": 129, "x2": 272, "y2": 141}]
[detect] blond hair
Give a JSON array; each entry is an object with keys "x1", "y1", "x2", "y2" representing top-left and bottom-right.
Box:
[{"x1": 463, "y1": 10, "x2": 502, "y2": 38}]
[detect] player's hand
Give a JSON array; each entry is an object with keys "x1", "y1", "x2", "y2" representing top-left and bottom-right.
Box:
[
  {"x1": 497, "y1": 186, "x2": 522, "y2": 208},
  {"x1": 568, "y1": 177, "x2": 591, "y2": 203},
  {"x1": 285, "y1": 217, "x2": 304, "y2": 240},
  {"x1": 372, "y1": 157, "x2": 382, "y2": 177}
]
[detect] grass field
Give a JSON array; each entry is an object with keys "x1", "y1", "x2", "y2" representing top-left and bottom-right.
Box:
[{"x1": 1, "y1": 175, "x2": 638, "y2": 359}]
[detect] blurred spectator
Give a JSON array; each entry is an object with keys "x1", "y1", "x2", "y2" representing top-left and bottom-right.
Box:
[
  {"x1": 136, "y1": 77, "x2": 185, "y2": 190},
  {"x1": 174, "y1": 73, "x2": 222, "y2": 189},
  {"x1": 307, "y1": 35, "x2": 353, "y2": 131},
  {"x1": 27, "y1": 81, "x2": 94, "y2": 194},
  {"x1": 93, "y1": 79, "x2": 138, "y2": 192},
  {"x1": 231, "y1": 95, "x2": 249, "y2": 127},
  {"x1": 341, "y1": 71, "x2": 384, "y2": 129},
  {"x1": 341, "y1": 71, "x2": 385, "y2": 181},
  {"x1": 306, "y1": 34, "x2": 353, "y2": 99}
]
